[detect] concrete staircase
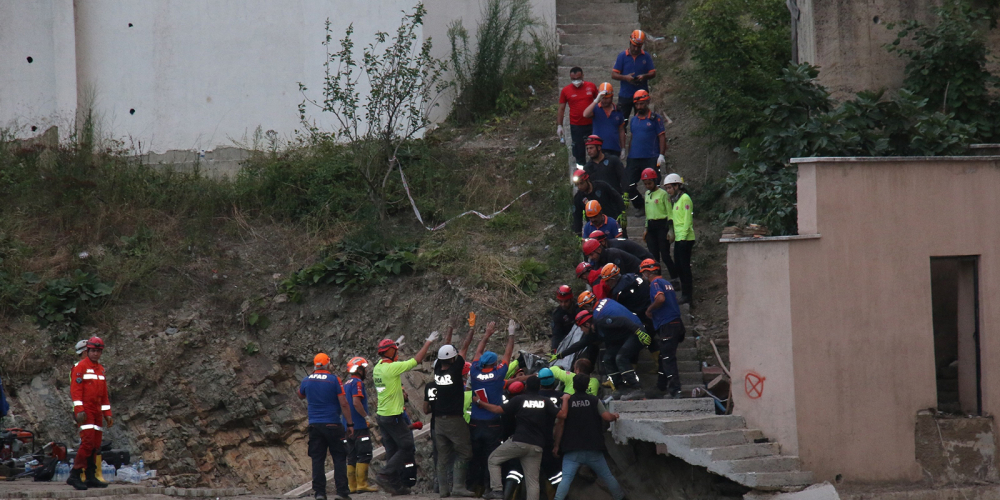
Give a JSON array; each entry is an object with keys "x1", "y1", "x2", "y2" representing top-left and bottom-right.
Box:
[
  {"x1": 610, "y1": 398, "x2": 815, "y2": 491},
  {"x1": 557, "y1": 0, "x2": 637, "y2": 89}
]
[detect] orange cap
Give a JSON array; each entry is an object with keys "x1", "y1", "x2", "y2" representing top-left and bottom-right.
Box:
[{"x1": 314, "y1": 353, "x2": 331, "y2": 368}]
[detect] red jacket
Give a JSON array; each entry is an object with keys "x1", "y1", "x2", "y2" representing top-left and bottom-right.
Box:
[{"x1": 71, "y1": 358, "x2": 111, "y2": 417}]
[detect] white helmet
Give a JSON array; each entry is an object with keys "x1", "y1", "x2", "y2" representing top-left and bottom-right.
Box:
[
  {"x1": 663, "y1": 173, "x2": 683, "y2": 185},
  {"x1": 437, "y1": 345, "x2": 458, "y2": 360},
  {"x1": 75, "y1": 339, "x2": 88, "y2": 355}
]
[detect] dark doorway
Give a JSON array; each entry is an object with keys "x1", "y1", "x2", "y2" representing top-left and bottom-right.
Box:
[{"x1": 930, "y1": 257, "x2": 981, "y2": 414}]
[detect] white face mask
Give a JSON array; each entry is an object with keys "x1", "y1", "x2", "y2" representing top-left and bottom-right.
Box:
[{"x1": 571, "y1": 79, "x2": 583, "y2": 87}]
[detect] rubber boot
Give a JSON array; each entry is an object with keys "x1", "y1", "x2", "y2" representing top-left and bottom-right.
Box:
[
  {"x1": 67, "y1": 468, "x2": 88, "y2": 490},
  {"x1": 355, "y1": 463, "x2": 378, "y2": 492},
  {"x1": 346, "y1": 465, "x2": 357, "y2": 493},
  {"x1": 94, "y1": 454, "x2": 107, "y2": 483},
  {"x1": 609, "y1": 372, "x2": 624, "y2": 399},
  {"x1": 84, "y1": 455, "x2": 109, "y2": 488},
  {"x1": 620, "y1": 371, "x2": 645, "y2": 401},
  {"x1": 450, "y1": 459, "x2": 475, "y2": 497}
]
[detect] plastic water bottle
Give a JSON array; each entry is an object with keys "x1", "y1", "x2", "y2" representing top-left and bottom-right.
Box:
[
  {"x1": 55, "y1": 462, "x2": 66, "y2": 482},
  {"x1": 24, "y1": 461, "x2": 32, "y2": 474},
  {"x1": 138, "y1": 459, "x2": 145, "y2": 477},
  {"x1": 101, "y1": 461, "x2": 112, "y2": 482}
]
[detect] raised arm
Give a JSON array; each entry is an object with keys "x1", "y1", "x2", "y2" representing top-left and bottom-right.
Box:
[
  {"x1": 474, "y1": 321, "x2": 496, "y2": 361},
  {"x1": 502, "y1": 320, "x2": 517, "y2": 365},
  {"x1": 443, "y1": 324, "x2": 455, "y2": 345},
  {"x1": 459, "y1": 324, "x2": 476, "y2": 359},
  {"x1": 414, "y1": 331, "x2": 440, "y2": 364}
]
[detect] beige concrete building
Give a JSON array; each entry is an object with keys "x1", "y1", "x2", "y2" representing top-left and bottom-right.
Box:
[{"x1": 725, "y1": 156, "x2": 1000, "y2": 483}]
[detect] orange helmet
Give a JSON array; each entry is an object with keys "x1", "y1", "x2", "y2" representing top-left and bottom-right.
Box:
[
  {"x1": 585, "y1": 200, "x2": 602, "y2": 218},
  {"x1": 600, "y1": 263, "x2": 620, "y2": 281},
  {"x1": 630, "y1": 30, "x2": 646, "y2": 45},
  {"x1": 598, "y1": 82, "x2": 613, "y2": 94},
  {"x1": 639, "y1": 258, "x2": 660, "y2": 273},
  {"x1": 633, "y1": 89, "x2": 650, "y2": 103},
  {"x1": 347, "y1": 356, "x2": 370, "y2": 374},
  {"x1": 578, "y1": 290, "x2": 597, "y2": 309}
]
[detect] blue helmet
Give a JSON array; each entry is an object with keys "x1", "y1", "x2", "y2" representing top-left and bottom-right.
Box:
[
  {"x1": 479, "y1": 351, "x2": 499, "y2": 366},
  {"x1": 538, "y1": 367, "x2": 555, "y2": 386}
]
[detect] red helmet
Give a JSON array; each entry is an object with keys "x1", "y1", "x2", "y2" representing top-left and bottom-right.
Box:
[
  {"x1": 641, "y1": 168, "x2": 658, "y2": 181},
  {"x1": 633, "y1": 89, "x2": 650, "y2": 103},
  {"x1": 639, "y1": 258, "x2": 660, "y2": 273},
  {"x1": 589, "y1": 230, "x2": 606, "y2": 242},
  {"x1": 630, "y1": 29, "x2": 647, "y2": 46},
  {"x1": 577, "y1": 291, "x2": 597, "y2": 309},
  {"x1": 572, "y1": 169, "x2": 589, "y2": 182},
  {"x1": 556, "y1": 285, "x2": 573, "y2": 300},
  {"x1": 377, "y1": 338, "x2": 398, "y2": 354},
  {"x1": 584, "y1": 135, "x2": 603, "y2": 146},
  {"x1": 575, "y1": 309, "x2": 594, "y2": 326},
  {"x1": 575, "y1": 262, "x2": 592, "y2": 278},
  {"x1": 347, "y1": 357, "x2": 370, "y2": 374},
  {"x1": 600, "y1": 263, "x2": 621, "y2": 281},
  {"x1": 463, "y1": 362, "x2": 472, "y2": 376},
  {"x1": 582, "y1": 238, "x2": 601, "y2": 256},
  {"x1": 86, "y1": 336, "x2": 105, "y2": 350},
  {"x1": 508, "y1": 380, "x2": 525, "y2": 395}
]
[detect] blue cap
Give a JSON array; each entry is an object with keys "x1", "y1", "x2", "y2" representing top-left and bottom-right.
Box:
[
  {"x1": 480, "y1": 351, "x2": 498, "y2": 366},
  {"x1": 538, "y1": 367, "x2": 555, "y2": 386}
]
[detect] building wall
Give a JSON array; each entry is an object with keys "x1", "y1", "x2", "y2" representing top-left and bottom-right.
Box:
[
  {"x1": 728, "y1": 156, "x2": 1000, "y2": 483},
  {"x1": 795, "y1": 0, "x2": 939, "y2": 98}
]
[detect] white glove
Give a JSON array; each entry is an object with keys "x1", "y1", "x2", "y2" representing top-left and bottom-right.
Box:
[
  {"x1": 557, "y1": 125, "x2": 564, "y2": 137},
  {"x1": 594, "y1": 90, "x2": 607, "y2": 103},
  {"x1": 507, "y1": 319, "x2": 517, "y2": 336},
  {"x1": 426, "y1": 331, "x2": 440, "y2": 343},
  {"x1": 657, "y1": 154, "x2": 666, "y2": 167},
  {"x1": 395, "y1": 335, "x2": 405, "y2": 347}
]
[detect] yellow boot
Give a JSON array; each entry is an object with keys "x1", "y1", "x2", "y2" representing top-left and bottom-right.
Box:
[
  {"x1": 347, "y1": 465, "x2": 357, "y2": 493},
  {"x1": 356, "y1": 463, "x2": 378, "y2": 492},
  {"x1": 94, "y1": 455, "x2": 106, "y2": 483}
]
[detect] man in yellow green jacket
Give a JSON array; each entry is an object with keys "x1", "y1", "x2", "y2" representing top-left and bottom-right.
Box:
[{"x1": 664, "y1": 173, "x2": 695, "y2": 305}]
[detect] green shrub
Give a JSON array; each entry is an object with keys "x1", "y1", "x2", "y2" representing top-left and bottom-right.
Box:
[
  {"x1": 34, "y1": 269, "x2": 113, "y2": 339},
  {"x1": 510, "y1": 257, "x2": 548, "y2": 293},
  {"x1": 279, "y1": 243, "x2": 417, "y2": 301}
]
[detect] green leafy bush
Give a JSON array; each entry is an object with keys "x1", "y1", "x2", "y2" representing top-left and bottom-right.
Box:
[
  {"x1": 34, "y1": 270, "x2": 113, "y2": 338},
  {"x1": 280, "y1": 244, "x2": 417, "y2": 301},
  {"x1": 509, "y1": 257, "x2": 548, "y2": 293}
]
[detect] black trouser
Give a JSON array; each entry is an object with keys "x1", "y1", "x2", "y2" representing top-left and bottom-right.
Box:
[
  {"x1": 645, "y1": 218, "x2": 677, "y2": 278},
  {"x1": 346, "y1": 427, "x2": 373, "y2": 466},
  {"x1": 377, "y1": 414, "x2": 415, "y2": 485},
  {"x1": 625, "y1": 157, "x2": 658, "y2": 210},
  {"x1": 656, "y1": 320, "x2": 686, "y2": 392},
  {"x1": 618, "y1": 97, "x2": 635, "y2": 128},
  {"x1": 603, "y1": 335, "x2": 645, "y2": 388},
  {"x1": 541, "y1": 439, "x2": 563, "y2": 493},
  {"x1": 570, "y1": 124, "x2": 593, "y2": 166},
  {"x1": 469, "y1": 418, "x2": 503, "y2": 491},
  {"x1": 604, "y1": 149, "x2": 621, "y2": 158},
  {"x1": 674, "y1": 239, "x2": 694, "y2": 300},
  {"x1": 308, "y1": 423, "x2": 350, "y2": 498}
]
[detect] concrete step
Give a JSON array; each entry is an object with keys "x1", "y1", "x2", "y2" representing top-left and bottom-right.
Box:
[
  {"x1": 678, "y1": 360, "x2": 702, "y2": 372},
  {"x1": 677, "y1": 348, "x2": 697, "y2": 361},
  {"x1": 558, "y1": 23, "x2": 637, "y2": 35},
  {"x1": 710, "y1": 455, "x2": 801, "y2": 474},
  {"x1": 612, "y1": 397, "x2": 714, "y2": 414},
  {"x1": 703, "y1": 442, "x2": 780, "y2": 461},
  {"x1": 631, "y1": 415, "x2": 746, "y2": 435},
  {"x1": 560, "y1": 33, "x2": 623, "y2": 46},
  {"x1": 557, "y1": 65, "x2": 608, "y2": 78},
  {"x1": 681, "y1": 384, "x2": 706, "y2": 394},
  {"x1": 730, "y1": 470, "x2": 815, "y2": 490},
  {"x1": 674, "y1": 429, "x2": 766, "y2": 449},
  {"x1": 557, "y1": 5, "x2": 638, "y2": 24},
  {"x1": 560, "y1": 44, "x2": 622, "y2": 57},
  {"x1": 561, "y1": 54, "x2": 619, "y2": 69},
  {"x1": 679, "y1": 372, "x2": 703, "y2": 385}
]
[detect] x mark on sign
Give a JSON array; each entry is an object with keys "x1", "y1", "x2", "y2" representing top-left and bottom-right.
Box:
[{"x1": 745, "y1": 372, "x2": 765, "y2": 399}]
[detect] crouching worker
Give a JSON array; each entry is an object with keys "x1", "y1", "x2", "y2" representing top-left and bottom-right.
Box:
[
  {"x1": 343, "y1": 357, "x2": 378, "y2": 493},
  {"x1": 299, "y1": 353, "x2": 354, "y2": 500},
  {"x1": 553, "y1": 374, "x2": 625, "y2": 500}
]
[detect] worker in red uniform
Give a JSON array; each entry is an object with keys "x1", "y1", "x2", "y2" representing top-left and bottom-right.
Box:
[
  {"x1": 558, "y1": 67, "x2": 598, "y2": 166},
  {"x1": 68, "y1": 337, "x2": 112, "y2": 490}
]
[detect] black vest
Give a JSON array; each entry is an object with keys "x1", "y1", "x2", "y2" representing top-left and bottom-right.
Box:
[{"x1": 560, "y1": 393, "x2": 605, "y2": 452}]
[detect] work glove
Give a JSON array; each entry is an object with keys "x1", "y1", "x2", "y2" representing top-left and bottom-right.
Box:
[
  {"x1": 657, "y1": 154, "x2": 666, "y2": 167},
  {"x1": 636, "y1": 329, "x2": 652, "y2": 346},
  {"x1": 549, "y1": 353, "x2": 560, "y2": 362},
  {"x1": 395, "y1": 335, "x2": 405, "y2": 348},
  {"x1": 557, "y1": 125, "x2": 564, "y2": 137},
  {"x1": 468, "y1": 312, "x2": 476, "y2": 327},
  {"x1": 594, "y1": 90, "x2": 607, "y2": 103},
  {"x1": 75, "y1": 412, "x2": 87, "y2": 424},
  {"x1": 507, "y1": 319, "x2": 517, "y2": 337},
  {"x1": 105, "y1": 416, "x2": 114, "y2": 428},
  {"x1": 410, "y1": 421, "x2": 423, "y2": 430},
  {"x1": 426, "y1": 331, "x2": 440, "y2": 343}
]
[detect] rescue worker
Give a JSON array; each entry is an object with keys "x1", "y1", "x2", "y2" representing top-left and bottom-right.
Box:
[
  {"x1": 551, "y1": 285, "x2": 578, "y2": 353},
  {"x1": 582, "y1": 135, "x2": 626, "y2": 195},
  {"x1": 373, "y1": 332, "x2": 437, "y2": 495},
  {"x1": 537, "y1": 368, "x2": 565, "y2": 495},
  {"x1": 343, "y1": 357, "x2": 378, "y2": 493},
  {"x1": 581, "y1": 200, "x2": 621, "y2": 239},
  {"x1": 582, "y1": 83, "x2": 626, "y2": 158},
  {"x1": 612, "y1": 30, "x2": 657, "y2": 123},
  {"x1": 68, "y1": 336, "x2": 112, "y2": 490},
  {"x1": 572, "y1": 170, "x2": 624, "y2": 236},
  {"x1": 548, "y1": 358, "x2": 600, "y2": 396},
  {"x1": 468, "y1": 320, "x2": 517, "y2": 494},
  {"x1": 552, "y1": 375, "x2": 624, "y2": 500},
  {"x1": 589, "y1": 229, "x2": 653, "y2": 262},
  {"x1": 600, "y1": 263, "x2": 653, "y2": 334},
  {"x1": 558, "y1": 298, "x2": 651, "y2": 400},
  {"x1": 475, "y1": 376, "x2": 558, "y2": 500},
  {"x1": 642, "y1": 167, "x2": 678, "y2": 280},
  {"x1": 583, "y1": 238, "x2": 640, "y2": 276},
  {"x1": 558, "y1": 67, "x2": 598, "y2": 165},
  {"x1": 71, "y1": 339, "x2": 108, "y2": 486},
  {"x1": 625, "y1": 90, "x2": 667, "y2": 210},
  {"x1": 664, "y1": 173, "x2": 695, "y2": 305},
  {"x1": 299, "y1": 353, "x2": 354, "y2": 500},
  {"x1": 432, "y1": 326, "x2": 476, "y2": 498},
  {"x1": 641, "y1": 259, "x2": 686, "y2": 398}
]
